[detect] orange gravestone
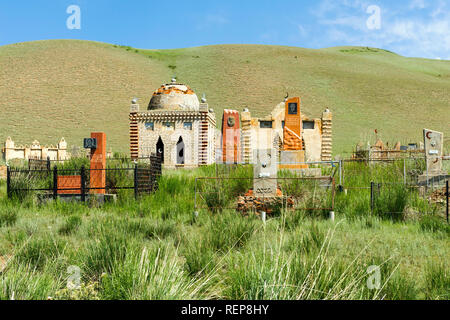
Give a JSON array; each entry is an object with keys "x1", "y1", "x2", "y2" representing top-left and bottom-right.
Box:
[
  {"x1": 222, "y1": 109, "x2": 241, "y2": 164},
  {"x1": 57, "y1": 176, "x2": 81, "y2": 194},
  {"x1": 283, "y1": 97, "x2": 302, "y2": 151},
  {"x1": 90, "y1": 132, "x2": 106, "y2": 194},
  {"x1": 280, "y1": 97, "x2": 307, "y2": 169}
]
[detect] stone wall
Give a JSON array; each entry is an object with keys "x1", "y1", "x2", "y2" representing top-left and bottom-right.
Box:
[
  {"x1": 0, "y1": 166, "x2": 6, "y2": 180},
  {"x1": 320, "y1": 109, "x2": 333, "y2": 162},
  {"x1": 2, "y1": 137, "x2": 69, "y2": 162},
  {"x1": 138, "y1": 119, "x2": 199, "y2": 166},
  {"x1": 131, "y1": 103, "x2": 216, "y2": 168}
]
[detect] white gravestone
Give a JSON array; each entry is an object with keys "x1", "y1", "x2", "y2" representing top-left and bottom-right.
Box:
[
  {"x1": 423, "y1": 129, "x2": 444, "y2": 174},
  {"x1": 253, "y1": 149, "x2": 278, "y2": 197}
]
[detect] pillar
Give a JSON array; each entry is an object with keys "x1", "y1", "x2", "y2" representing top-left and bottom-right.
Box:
[
  {"x1": 90, "y1": 132, "x2": 106, "y2": 194},
  {"x1": 130, "y1": 102, "x2": 139, "y2": 160},
  {"x1": 321, "y1": 109, "x2": 333, "y2": 161},
  {"x1": 222, "y1": 109, "x2": 241, "y2": 164}
]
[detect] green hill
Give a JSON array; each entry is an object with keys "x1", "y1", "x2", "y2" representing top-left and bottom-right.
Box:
[{"x1": 1, "y1": 40, "x2": 449, "y2": 156}]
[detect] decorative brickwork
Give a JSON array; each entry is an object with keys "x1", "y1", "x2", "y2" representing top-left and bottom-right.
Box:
[{"x1": 321, "y1": 109, "x2": 332, "y2": 161}]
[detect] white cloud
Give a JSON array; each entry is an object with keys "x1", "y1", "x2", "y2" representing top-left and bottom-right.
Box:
[
  {"x1": 311, "y1": 0, "x2": 450, "y2": 59},
  {"x1": 431, "y1": 0, "x2": 447, "y2": 17},
  {"x1": 204, "y1": 14, "x2": 229, "y2": 25},
  {"x1": 409, "y1": 0, "x2": 427, "y2": 10},
  {"x1": 298, "y1": 24, "x2": 307, "y2": 37},
  {"x1": 196, "y1": 13, "x2": 230, "y2": 30}
]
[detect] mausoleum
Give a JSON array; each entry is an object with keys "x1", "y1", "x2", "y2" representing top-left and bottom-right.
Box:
[{"x1": 129, "y1": 79, "x2": 216, "y2": 167}]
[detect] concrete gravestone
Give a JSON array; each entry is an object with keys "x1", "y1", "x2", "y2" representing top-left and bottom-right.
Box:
[
  {"x1": 253, "y1": 149, "x2": 278, "y2": 197},
  {"x1": 423, "y1": 129, "x2": 444, "y2": 174}
]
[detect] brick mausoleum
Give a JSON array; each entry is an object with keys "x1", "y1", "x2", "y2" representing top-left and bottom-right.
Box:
[{"x1": 129, "y1": 79, "x2": 216, "y2": 167}]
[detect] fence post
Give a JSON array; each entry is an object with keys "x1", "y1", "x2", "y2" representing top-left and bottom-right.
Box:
[
  {"x1": 403, "y1": 158, "x2": 406, "y2": 185},
  {"x1": 134, "y1": 164, "x2": 138, "y2": 200},
  {"x1": 446, "y1": 180, "x2": 449, "y2": 224},
  {"x1": 80, "y1": 165, "x2": 86, "y2": 203},
  {"x1": 53, "y1": 166, "x2": 58, "y2": 200},
  {"x1": 370, "y1": 181, "x2": 374, "y2": 216},
  {"x1": 6, "y1": 166, "x2": 11, "y2": 199},
  {"x1": 47, "y1": 156, "x2": 51, "y2": 171},
  {"x1": 194, "y1": 177, "x2": 197, "y2": 213},
  {"x1": 331, "y1": 177, "x2": 336, "y2": 211}
]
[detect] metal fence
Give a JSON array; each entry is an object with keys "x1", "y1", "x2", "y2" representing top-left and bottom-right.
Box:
[
  {"x1": 7, "y1": 155, "x2": 162, "y2": 201},
  {"x1": 194, "y1": 176, "x2": 335, "y2": 215},
  {"x1": 369, "y1": 180, "x2": 449, "y2": 222},
  {"x1": 340, "y1": 158, "x2": 427, "y2": 189}
]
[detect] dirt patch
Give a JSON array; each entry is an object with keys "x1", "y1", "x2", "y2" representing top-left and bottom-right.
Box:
[
  {"x1": 237, "y1": 188, "x2": 294, "y2": 215},
  {"x1": 429, "y1": 186, "x2": 449, "y2": 204}
]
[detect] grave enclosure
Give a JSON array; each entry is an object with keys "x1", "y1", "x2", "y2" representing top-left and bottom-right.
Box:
[{"x1": 6, "y1": 132, "x2": 162, "y2": 202}]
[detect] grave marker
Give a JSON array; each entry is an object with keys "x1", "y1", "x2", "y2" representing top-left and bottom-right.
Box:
[
  {"x1": 89, "y1": 132, "x2": 106, "y2": 194},
  {"x1": 253, "y1": 149, "x2": 278, "y2": 197},
  {"x1": 222, "y1": 109, "x2": 241, "y2": 164},
  {"x1": 423, "y1": 129, "x2": 444, "y2": 174}
]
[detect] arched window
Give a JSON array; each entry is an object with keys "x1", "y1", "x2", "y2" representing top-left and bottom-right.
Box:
[
  {"x1": 156, "y1": 137, "x2": 164, "y2": 164},
  {"x1": 176, "y1": 137, "x2": 185, "y2": 165}
]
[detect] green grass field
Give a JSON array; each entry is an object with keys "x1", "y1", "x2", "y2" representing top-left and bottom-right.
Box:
[
  {"x1": 0, "y1": 40, "x2": 449, "y2": 155},
  {"x1": 0, "y1": 161, "x2": 448, "y2": 300}
]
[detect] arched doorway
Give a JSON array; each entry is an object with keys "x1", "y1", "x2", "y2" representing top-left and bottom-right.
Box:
[
  {"x1": 176, "y1": 137, "x2": 185, "y2": 165},
  {"x1": 156, "y1": 137, "x2": 164, "y2": 163}
]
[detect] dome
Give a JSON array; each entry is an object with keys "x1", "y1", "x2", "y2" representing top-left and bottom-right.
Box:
[{"x1": 148, "y1": 80, "x2": 200, "y2": 111}]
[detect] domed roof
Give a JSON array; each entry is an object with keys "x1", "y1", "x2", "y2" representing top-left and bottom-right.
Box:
[{"x1": 148, "y1": 79, "x2": 200, "y2": 111}]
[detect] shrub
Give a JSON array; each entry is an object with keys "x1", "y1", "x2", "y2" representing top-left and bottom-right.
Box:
[
  {"x1": 281, "y1": 209, "x2": 305, "y2": 231},
  {"x1": 58, "y1": 215, "x2": 82, "y2": 235},
  {"x1": 0, "y1": 207, "x2": 18, "y2": 227},
  {"x1": 54, "y1": 280, "x2": 100, "y2": 300},
  {"x1": 207, "y1": 213, "x2": 257, "y2": 252},
  {"x1": 202, "y1": 184, "x2": 230, "y2": 213},
  {"x1": 419, "y1": 215, "x2": 450, "y2": 236},
  {"x1": 180, "y1": 233, "x2": 216, "y2": 276},
  {"x1": 15, "y1": 236, "x2": 66, "y2": 270},
  {"x1": 373, "y1": 184, "x2": 408, "y2": 221},
  {"x1": 424, "y1": 261, "x2": 450, "y2": 300},
  {"x1": 285, "y1": 223, "x2": 325, "y2": 255},
  {"x1": 127, "y1": 219, "x2": 177, "y2": 240},
  {"x1": 100, "y1": 245, "x2": 215, "y2": 300},
  {"x1": 82, "y1": 232, "x2": 130, "y2": 278},
  {"x1": 0, "y1": 264, "x2": 57, "y2": 300}
]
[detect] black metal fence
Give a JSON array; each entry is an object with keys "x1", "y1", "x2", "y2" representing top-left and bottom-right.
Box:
[{"x1": 7, "y1": 155, "x2": 162, "y2": 201}]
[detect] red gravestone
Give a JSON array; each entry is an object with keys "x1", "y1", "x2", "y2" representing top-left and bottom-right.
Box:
[
  {"x1": 90, "y1": 132, "x2": 106, "y2": 194},
  {"x1": 222, "y1": 109, "x2": 241, "y2": 164},
  {"x1": 57, "y1": 176, "x2": 81, "y2": 194}
]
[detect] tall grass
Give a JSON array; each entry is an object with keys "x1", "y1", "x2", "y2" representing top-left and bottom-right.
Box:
[
  {"x1": 0, "y1": 161, "x2": 448, "y2": 300},
  {"x1": 0, "y1": 206, "x2": 18, "y2": 227},
  {"x1": 101, "y1": 244, "x2": 218, "y2": 300}
]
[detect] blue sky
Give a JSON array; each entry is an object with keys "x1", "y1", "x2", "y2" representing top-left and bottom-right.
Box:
[{"x1": 0, "y1": 0, "x2": 449, "y2": 59}]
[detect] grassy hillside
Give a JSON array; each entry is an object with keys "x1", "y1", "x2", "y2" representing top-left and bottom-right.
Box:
[{"x1": 0, "y1": 40, "x2": 449, "y2": 155}]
